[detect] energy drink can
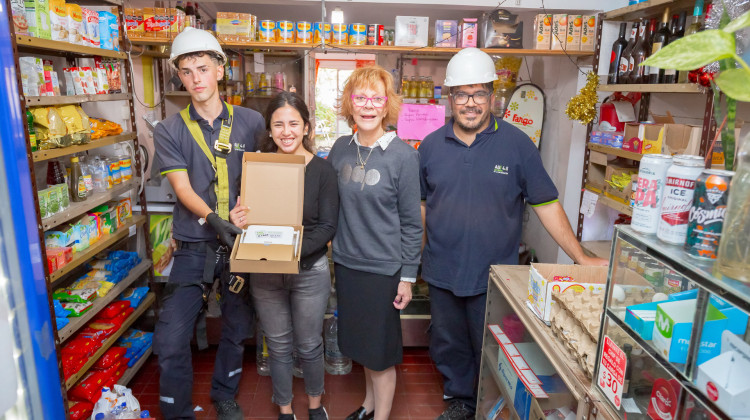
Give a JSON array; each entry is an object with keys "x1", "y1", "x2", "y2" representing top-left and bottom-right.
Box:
[
  {"x1": 313, "y1": 22, "x2": 331, "y2": 43},
  {"x1": 349, "y1": 23, "x2": 367, "y2": 45},
  {"x1": 656, "y1": 155, "x2": 705, "y2": 244},
  {"x1": 632, "y1": 154, "x2": 673, "y2": 234},
  {"x1": 259, "y1": 20, "x2": 275, "y2": 42},
  {"x1": 685, "y1": 169, "x2": 733, "y2": 259},
  {"x1": 367, "y1": 24, "x2": 384, "y2": 45},
  {"x1": 276, "y1": 20, "x2": 295, "y2": 43},
  {"x1": 332, "y1": 24, "x2": 348, "y2": 45},
  {"x1": 296, "y1": 21, "x2": 312, "y2": 43}
]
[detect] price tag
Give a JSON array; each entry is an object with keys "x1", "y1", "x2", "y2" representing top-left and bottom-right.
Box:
[
  {"x1": 129, "y1": 224, "x2": 137, "y2": 237},
  {"x1": 580, "y1": 189, "x2": 599, "y2": 217},
  {"x1": 597, "y1": 336, "x2": 626, "y2": 409}
]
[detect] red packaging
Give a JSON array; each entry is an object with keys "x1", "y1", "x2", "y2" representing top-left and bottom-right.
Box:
[
  {"x1": 99, "y1": 300, "x2": 130, "y2": 319},
  {"x1": 94, "y1": 358, "x2": 123, "y2": 377},
  {"x1": 105, "y1": 307, "x2": 135, "y2": 328},
  {"x1": 92, "y1": 346, "x2": 127, "y2": 369},
  {"x1": 367, "y1": 24, "x2": 384, "y2": 45},
  {"x1": 63, "y1": 336, "x2": 99, "y2": 357},
  {"x1": 68, "y1": 371, "x2": 107, "y2": 403},
  {"x1": 68, "y1": 400, "x2": 94, "y2": 420},
  {"x1": 80, "y1": 322, "x2": 117, "y2": 343}
]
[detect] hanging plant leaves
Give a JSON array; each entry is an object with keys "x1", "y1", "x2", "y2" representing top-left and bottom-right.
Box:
[
  {"x1": 722, "y1": 9, "x2": 750, "y2": 33},
  {"x1": 641, "y1": 30, "x2": 736, "y2": 70},
  {"x1": 714, "y1": 68, "x2": 750, "y2": 102}
]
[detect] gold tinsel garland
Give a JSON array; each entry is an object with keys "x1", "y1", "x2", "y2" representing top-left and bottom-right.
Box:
[{"x1": 565, "y1": 72, "x2": 599, "y2": 125}]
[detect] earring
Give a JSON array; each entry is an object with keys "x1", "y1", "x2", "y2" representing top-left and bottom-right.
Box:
[{"x1": 269, "y1": 133, "x2": 272, "y2": 137}]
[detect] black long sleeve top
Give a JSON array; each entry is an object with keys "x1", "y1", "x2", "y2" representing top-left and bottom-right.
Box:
[{"x1": 300, "y1": 155, "x2": 339, "y2": 270}]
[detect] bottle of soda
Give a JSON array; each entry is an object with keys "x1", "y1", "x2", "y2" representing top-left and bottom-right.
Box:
[{"x1": 324, "y1": 311, "x2": 351, "y2": 375}]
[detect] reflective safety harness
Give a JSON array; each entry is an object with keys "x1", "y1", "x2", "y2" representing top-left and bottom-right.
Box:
[{"x1": 179, "y1": 102, "x2": 234, "y2": 220}]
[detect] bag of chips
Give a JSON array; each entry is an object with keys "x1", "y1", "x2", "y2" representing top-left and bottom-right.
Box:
[
  {"x1": 53, "y1": 288, "x2": 97, "y2": 303},
  {"x1": 119, "y1": 287, "x2": 149, "y2": 309},
  {"x1": 92, "y1": 347, "x2": 127, "y2": 370},
  {"x1": 61, "y1": 301, "x2": 94, "y2": 317},
  {"x1": 68, "y1": 370, "x2": 107, "y2": 403}
]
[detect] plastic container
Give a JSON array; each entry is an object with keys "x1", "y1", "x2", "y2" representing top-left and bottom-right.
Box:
[{"x1": 324, "y1": 311, "x2": 351, "y2": 375}]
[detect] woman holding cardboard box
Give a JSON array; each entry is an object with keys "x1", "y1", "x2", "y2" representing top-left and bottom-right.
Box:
[
  {"x1": 230, "y1": 91, "x2": 338, "y2": 420},
  {"x1": 327, "y1": 65, "x2": 423, "y2": 420}
]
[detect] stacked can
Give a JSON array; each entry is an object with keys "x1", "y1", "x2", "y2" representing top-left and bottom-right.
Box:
[
  {"x1": 656, "y1": 155, "x2": 705, "y2": 244},
  {"x1": 296, "y1": 21, "x2": 312, "y2": 43},
  {"x1": 314, "y1": 22, "x2": 331, "y2": 43},
  {"x1": 259, "y1": 20, "x2": 275, "y2": 42},
  {"x1": 367, "y1": 24, "x2": 384, "y2": 45},
  {"x1": 685, "y1": 169, "x2": 734, "y2": 259},
  {"x1": 349, "y1": 23, "x2": 367, "y2": 45},
  {"x1": 631, "y1": 154, "x2": 673, "y2": 234},
  {"x1": 332, "y1": 24, "x2": 348, "y2": 45},
  {"x1": 276, "y1": 20, "x2": 295, "y2": 43}
]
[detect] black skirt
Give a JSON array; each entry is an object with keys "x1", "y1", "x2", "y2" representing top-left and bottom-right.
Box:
[{"x1": 334, "y1": 263, "x2": 403, "y2": 371}]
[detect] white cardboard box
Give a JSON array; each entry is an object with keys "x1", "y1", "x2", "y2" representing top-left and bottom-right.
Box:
[
  {"x1": 695, "y1": 332, "x2": 750, "y2": 418},
  {"x1": 527, "y1": 263, "x2": 608, "y2": 323},
  {"x1": 395, "y1": 16, "x2": 429, "y2": 47}
]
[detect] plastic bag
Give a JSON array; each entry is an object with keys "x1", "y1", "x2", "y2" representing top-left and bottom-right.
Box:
[
  {"x1": 119, "y1": 287, "x2": 149, "y2": 309},
  {"x1": 62, "y1": 301, "x2": 94, "y2": 317},
  {"x1": 114, "y1": 384, "x2": 141, "y2": 412},
  {"x1": 54, "y1": 288, "x2": 97, "y2": 303},
  {"x1": 56, "y1": 317, "x2": 70, "y2": 329},
  {"x1": 90, "y1": 386, "x2": 118, "y2": 419},
  {"x1": 93, "y1": 347, "x2": 126, "y2": 370},
  {"x1": 100, "y1": 301, "x2": 130, "y2": 319},
  {"x1": 54, "y1": 299, "x2": 69, "y2": 317},
  {"x1": 63, "y1": 335, "x2": 99, "y2": 356},
  {"x1": 68, "y1": 371, "x2": 107, "y2": 403}
]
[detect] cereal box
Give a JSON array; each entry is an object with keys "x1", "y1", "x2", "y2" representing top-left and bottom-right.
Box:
[
  {"x1": 49, "y1": 0, "x2": 68, "y2": 42},
  {"x1": 580, "y1": 15, "x2": 597, "y2": 51},
  {"x1": 534, "y1": 14, "x2": 552, "y2": 49},
  {"x1": 551, "y1": 14, "x2": 567, "y2": 50},
  {"x1": 566, "y1": 14, "x2": 582, "y2": 51},
  {"x1": 66, "y1": 3, "x2": 84, "y2": 45}
]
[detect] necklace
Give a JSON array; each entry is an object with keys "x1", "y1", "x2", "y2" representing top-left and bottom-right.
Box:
[{"x1": 356, "y1": 144, "x2": 375, "y2": 169}]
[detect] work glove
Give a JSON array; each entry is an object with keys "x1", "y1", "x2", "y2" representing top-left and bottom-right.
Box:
[{"x1": 206, "y1": 212, "x2": 242, "y2": 247}]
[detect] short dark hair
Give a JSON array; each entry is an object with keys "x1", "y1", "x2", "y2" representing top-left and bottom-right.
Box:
[
  {"x1": 260, "y1": 91, "x2": 314, "y2": 154},
  {"x1": 449, "y1": 82, "x2": 494, "y2": 95},
  {"x1": 176, "y1": 51, "x2": 222, "y2": 69}
]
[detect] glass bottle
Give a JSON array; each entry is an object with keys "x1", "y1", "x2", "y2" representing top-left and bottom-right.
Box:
[
  {"x1": 649, "y1": 7, "x2": 671, "y2": 84},
  {"x1": 70, "y1": 156, "x2": 87, "y2": 202},
  {"x1": 401, "y1": 76, "x2": 409, "y2": 96},
  {"x1": 678, "y1": 0, "x2": 704, "y2": 83},
  {"x1": 408, "y1": 76, "x2": 418, "y2": 99},
  {"x1": 717, "y1": 134, "x2": 750, "y2": 282},
  {"x1": 245, "y1": 72, "x2": 255, "y2": 97},
  {"x1": 629, "y1": 19, "x2": 652, "y2": 84},
  {"x1": 256, "y1": 328, "x2": 270, "y2": 376},
  {"x1": 608, "y1": 23, "x2": 628, "y2": 84},
  {"x1": 618, "y1": 22, "x2": 638, "y2": 84},
  {"x1": 46, "y1": 160, "x2": 65, "y2": 186}
]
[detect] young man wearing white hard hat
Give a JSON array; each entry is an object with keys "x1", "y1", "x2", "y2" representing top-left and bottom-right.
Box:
[
  {"x1": 418, "y1": 48, "x2": 607, "y2": 420},
  {"x1": 152, "y1": 27, "x2": 265, "y2": 420}
]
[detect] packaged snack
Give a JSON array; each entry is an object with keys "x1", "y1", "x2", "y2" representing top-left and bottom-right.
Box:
[
  {"x1": 54, "y1": 288, "x2": 97, "y2": 303},
  {"x1": 66, "y1": 3, "x2": 84, "y2": 45},
  {"x1": 45, "y1": 230, "x2": 71, "y2": 248},
  {"x1": 56, "y1": 317, "x2": 69, "y2": 328},
  {"x1": 46, "y1": 246, "x2": 72, "y2": 270},
  {"x1": 62, "y1": 300, "x2": 94, "y2": 316},
  {"x1": 100, "y1": 300, "x2": 130, "y2": 319},
  {"x1": 67, "y1": 400, "x2": 93, "y2": 420},
  {"x1": 93, "y1": 59, "x2": 109, "y2": 93},
  {"x1": 102, "y1": 306, "x2": 133, "y2": 328},
  {"x1": 48, "y1": 0, "x2": 68, "y2": 42},
  {"x1": 54, "y1": 299, "x2": 69, "y2": 317},
  {"x1": 117, "y1": 198, "x2": 131, "y2": 224},
  {"x1": 19, "y1": 56, "x2": 44, "y2": 97},
  {"x1": 63, "y1": 335, "x2": 98, "y2": 356},
  {"x1": 82, "y1": 8, "x2": 98, "y2": 47},
  {"x1": 79, "y1": 67, "x2": 96, "y2": 95},
  {"x1": 57, "y1": 104, "x2": 88, "y2": 140},
  {"x1": 89, "y1": 117, "x2": 122, "y2": 138},
  {"x1": 92, "y1": 346, "x2": 126, "y2": 369},
  {"x1": 108, "y1": 12, "x2": 119, "y2": 51},
  {"x1": 124, "y1": 8, "x2": 140, "y2": 38},
  {"x1": 80, "y1": 322, "x2": 117, "y2": 342},
  {"x1": 62, "y1": 67, "x2": 75, "y2": 95},
  {"x1": 72, "y1": 67, "x2": 87, "y2": 95},
  {"x1": 42, "y1": 59, "x2": 60, "y2": 96},
  {"x1": 38, "y1": 189, "x2": 49, "y2": 218},
  {"x1": 98, "y1": 11, "x2": 113, "y2": 49},
  {"x1": 119, "y1": 287, "x2": 148, "y2": 308},
  {"x1": 95, "y1": 358, "x2": 124, "y2": 379},
  {"x1": 57, "y1": 183, "x2": 69, "y2": 209},
  {"x1": 68, "y1": 370, "x2": 107, "y2": 403},
  {"x1": 27, "y1": 0, "x2": 51, "y2": 39},
  {"x1": 90, "y1": 257, "x2": 130, "y2": 272},
  {"x1": 46, "y1": 185, "x2": 62, "y2": 213},
  {"x1": 117, "y1": 329, "x2": 153, "y2": 359},
  {"x1": 167, "y1": 7, "x2": 184, "y2": 38},
  {"x1": 12, "y1": 0, "x2": 29, "y2": 35}
]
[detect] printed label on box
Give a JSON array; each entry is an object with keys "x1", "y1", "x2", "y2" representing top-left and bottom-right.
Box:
[{"x1": 597, "y1": 336, "x2": 626, "y2": 409}]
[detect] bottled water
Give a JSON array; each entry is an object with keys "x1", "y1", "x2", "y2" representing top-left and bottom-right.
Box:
[
  {"x1": 324, "y1": 311, "x2": 351, "y2": 375},
  {"x1": 256, "y1": 328, "x2": 270, "y2": 376}
]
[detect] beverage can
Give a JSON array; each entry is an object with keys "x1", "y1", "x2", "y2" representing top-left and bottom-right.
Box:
[
  {"x1": 332, "y1": 24, "x2": 348, "y2": 45},
  {"x1": 295, "y1": 21, "x2": 312, "y2": 43},
  {"x1": 349, "y1": 23, "x2": 366, "y2": 45},
  {"x1": 685, "y1": 169, "x2": 733, "y2": 259},
  {"x1": 259, "y1": 20, "x2": 275, "y2": 42},
  {"x1": 367, "y1": 24, "x2": 384, "y2": 45},
  {"x1": 632, "y1": 154, "x2": 673, "y2": 234},
  {"x1": 276, "y1": 20, "x2": 295, "y2": 43},
  {"x1": 656, "y1": 155, "x2": 705, "y2": 244},
  {"x1": 313, "y1": 22, "x2": 331, "y2": 43}
]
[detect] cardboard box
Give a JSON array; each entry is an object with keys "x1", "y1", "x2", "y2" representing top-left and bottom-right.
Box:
[
  {"x1": 652, "y1": 299, "x2": 728, "y2": 365},
  {"x1": 657, "y1": 123, "x2": 702, "y2": 156},
  {"x1": 550, "y1": 14, "x2": 567, "y2": 50},
  {"x1": 230, "y1": 153, "x2": 305, "y2": 274},
  {"x1": 167, "y1": 8, "x2": 185, "y2": 39},
  {"x1": 434, "y1": 20, "x2": 458, "y2": 48},
  {"x1": 395, "y1": 16, "x2": 429, "y2": 47},
  {"x1": 236, "y1": 13, "x2": 253, "y2": 42},
  {"x1": 622, "y1": 123, "x2": 663, "y2": 154},
  {"x1": 460, "y1": 18, "x2": 477, "y2": 48},
  {"x1": 586, "y1": 154, "x2": 607, "y2": 192},
  {"x1": 565, "y1": 14, "x2": 582, "y2": 51},
  {"x1": 580, "y1": 15, "x2": 596, "y2": 51},
  {"x1": 604, "y1": 162, "x2": 637, "y2": 204},
  {"x1": 527, "y1": 263, "x2": 608, "y2": 323},
  {"x1": 695, "y1": 332, "x2": 750, "y2": 418},
  {"x1": 533, "y1": 14, "x2": 551, "y2": 49}
]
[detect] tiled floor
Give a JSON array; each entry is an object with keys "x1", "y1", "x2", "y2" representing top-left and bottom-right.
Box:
[{"x1": 129, "y1": 346, "x2": 446, "y2": 419}]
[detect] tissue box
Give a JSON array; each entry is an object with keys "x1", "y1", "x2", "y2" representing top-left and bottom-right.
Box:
[
  {"x1": 230, "y1": 153, "x2": 304, "y2": 274},
  {"x1": 652, "y1": 299, "x2": 728, "y2": 365},
  {"x1": 395, "y1": 16, "x2": 429, "y2": 47},
  {"x1": 695, "y1": 333, "x2": 750, "y2": 418}
]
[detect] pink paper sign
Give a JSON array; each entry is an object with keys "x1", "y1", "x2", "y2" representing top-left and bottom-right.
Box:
[{"x1": 397, "y1": 104, "x2": 446, "y2": 141}]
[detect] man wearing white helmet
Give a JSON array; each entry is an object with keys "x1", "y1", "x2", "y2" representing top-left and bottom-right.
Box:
[
  {"x1": 153, "y1": 27, "x2": 265, "y2": 420},
  {"x1": 419, "y1": 48, "x2": 607, "y2": 419}
]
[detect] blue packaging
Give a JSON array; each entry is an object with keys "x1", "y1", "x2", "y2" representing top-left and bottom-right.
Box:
[{"x1": 98, "y1": 11, "x2": 116, "y2": 50}]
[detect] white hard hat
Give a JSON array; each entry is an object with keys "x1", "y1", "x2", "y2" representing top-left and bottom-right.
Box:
[
  {"x1": 169, "y1": 27, "x2": 227, "y2": 70},
  {"x1": 444, "y1": 48, "x2": 498, "y2": 87}
]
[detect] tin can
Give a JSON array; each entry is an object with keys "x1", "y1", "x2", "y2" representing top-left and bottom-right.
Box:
[
  {"x1": 259, "y1": 20, "x2": 275, "y2": 42},
  {"x1": 385, "y1": 29, "x2": 395, "y2": 46},
  {"x1": 632, "y1": 154, "x2": 673, "y2": 234},
  {"x1": 349, "y1": 23, "x2": 366, "y2": 45},
  {"x1": 656, "y1": 155, "x2": 705, "y2": 244},
  {"x1": 296, "y1": 21, "x2": 312, "y2": 43},
  {"x1": 367, "y1": 24, "x2": 384, "y2": 45},
  {"x1": 276, "y1": 20, "x2": 295, "y2": 43},
  {"x1": 684, "y1": 169, "x2": 734, "y2": 259},
  {"x1": 313, "y1": 22, "x2": 331, "y2": 43},
  {"x1": 643, "y1": 262, "x2": 665, "y2": 288},
  {"x1": 332, "y1": 24, "x2": 348, "y2": 45}
]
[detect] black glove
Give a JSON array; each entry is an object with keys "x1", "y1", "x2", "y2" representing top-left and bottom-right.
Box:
[{"x1": 206, "y1": 212, "x2": 242, "y2": 247}]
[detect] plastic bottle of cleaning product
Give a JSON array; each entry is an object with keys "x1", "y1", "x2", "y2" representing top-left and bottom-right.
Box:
[
  {"x1": 324, "y1": 311, "x2": 351, "y2": 375},
  {"x1": 70, "y1": 156, "x2": 87, "y2": 202}
]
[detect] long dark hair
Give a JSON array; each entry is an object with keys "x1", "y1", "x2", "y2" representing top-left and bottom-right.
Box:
[{"x1": 259, "y1": 91, "x2": 314, "y2": 153}]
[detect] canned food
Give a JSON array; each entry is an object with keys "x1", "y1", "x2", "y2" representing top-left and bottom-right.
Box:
[
  {"x1": 385, "y1": 29, "x2": 395, "y2": 46},
  {"x1": 349, "y1": 23, "x2": 367, "y2": 45},
  {"x1": 313, "y1": 22, "x2": 331, "y2": 44},
  {"x1": 664, "y1": 269, "x2": 684, "y2": 293},
  {"x1": 685, "y1": 169, "x2": 733, "y2": 259},
  {"x1": 367, "y1": 24, "x2": 384, "y2": 45},
  {"x1": 259, "y1": 20, "x2": 275, "y2": 42},
  {"x1": 632, "y1": 154, "x2": 673, "y2": 234},
  {"x1": 332, "y1": 24, "x2": 348, "y2": 45},
  {"x1": 643, "y1": 262, "x2": 665, "y2": 288},
  {"x1": 296, "y1": 21, "x2": 312, "y2": 43},
  {"x1": 657, "y1": 155, "x2": 705, "y2": 244},
  {"x1": 276, "y1": 20, "x2": 295, "y2": 43}
]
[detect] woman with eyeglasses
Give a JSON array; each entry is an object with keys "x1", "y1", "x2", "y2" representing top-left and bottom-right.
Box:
[{"x1": 327, "y1": 65, "x2": 422, "y2": 420}]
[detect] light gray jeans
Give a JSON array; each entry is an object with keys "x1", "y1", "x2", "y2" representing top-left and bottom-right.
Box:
[{"x1": 250, "y1": 255, "x2": 331, "y2": 406}]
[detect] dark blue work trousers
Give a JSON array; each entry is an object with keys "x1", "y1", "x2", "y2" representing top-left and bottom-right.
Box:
[
  {"x1": 428, "y1": 284, "x2": 487, "y2": 411},
  {"x1": 154, "y1": 247, "x2": 254, "y2": 419}
]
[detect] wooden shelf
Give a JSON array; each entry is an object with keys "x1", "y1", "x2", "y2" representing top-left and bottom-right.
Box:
[
  {"x1": 65, "y1": 292, "x2": 155, "y2": 390},
  {"x1": 585, "y1": 186, "x2": 633, "y2": 216},
  {"x1": 57, "y1": 260, "x2": 152, "y2": 343},
  {"x1": 581, "y1": 240, "x2": 613, "y2": 260},
  {"x1": 587, "y1": 143, "x2": 643, "y2": 161},
  {"x1": 598, "y1": 83, "x2": 706, "y2": 93},
  {"x1": 603, "y1": 0, "x2": 695, "y2": 20},
  {"x1": 481, "y1": 349, "x2": 519, "y2": 418},
  {"x1": 117, "y1": 346, "x2": 152, "y2": 386},
  {"x1": 49, "y1": 215, "x2": 146, "y2": 283},
  {"x1": 26, "y1": 93, "x2": 132, "y2": 107},
  {"x1": 32, "y1": 132, "x2": 136, "y2": 162},
  {"x1": 15, "y1": 35, "x2": 127, "y2": 59},
  {"x1": 165, "y1": 91, "x2": 190, "y2": 97},
  {"x1": 42, "y1": 177, "x2": 138, "y2": 231}
]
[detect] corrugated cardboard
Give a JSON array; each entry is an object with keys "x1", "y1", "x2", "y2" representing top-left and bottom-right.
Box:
[
  {"x1": 604, "y1": 161, "x2": 637, "y2": 204},
  {"x1": 229, "y1": 153, "x2": 305, "y2": 274},
  {"x1": 527, "y1": 263, "x2": 608, "y2": 323}
]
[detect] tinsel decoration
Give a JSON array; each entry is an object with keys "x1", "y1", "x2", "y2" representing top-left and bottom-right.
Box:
[
  {"x1": 704, "y1": 0, "x2": 750, "y2": 73},
  {"x1": 565, "y1": 72, "x2": 599, "y2": 125}
]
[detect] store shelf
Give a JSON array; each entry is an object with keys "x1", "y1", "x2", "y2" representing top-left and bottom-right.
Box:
[
  {"x1": 164, "y1": 91, "x2": 190, "y2": 97},
  {"x1": 584, "y1": 187, "x2": 633, "y2": 216},
  {"x1": 42, "y1": 177, "x2": 138, "y2": 231},
  {"x1": 65, "y1": 292, "x2": 155, "y2": 390},
  {"x1": 116, "y1": 346, "x2": 152, "y2": 386},
  {"x1": 15, "y1": 35, "x2": 127, "y2": 59},
  {"x1": 49, "y1": 215, "x2": 146, "y2": 283},
  {"x1": 581, "y1": 240, "x2": 613, "y2": 260},
  {"x1": 603, "y1": 0, "x2": 694, "y2": 20},
  {"x1": 598, "y1": 83, "x2": 706, "y2": 93},
  {"x1": 32, "y1": 132, "x2": 136, "y2": 162},
  {"x1": 587, "y1": 143, "x2": 643, "y2": 161},
  {"x1": 481, "y1": 348, "x2": 518, "y2": 418},
  {"x1": 26, "y1": 93, "x2": 131, "y2": 107},
  {"x1": 618, "y1": 225, "x2": 750, "y2": 312},
  {"x1": 57, "y1": 260, "x2": 152, "y2": 343}
]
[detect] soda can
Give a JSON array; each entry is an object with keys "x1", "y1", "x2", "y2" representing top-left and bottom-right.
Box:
[
  {"x1": 349, "y1": 23, "x2": 367, "y2": 45},
  {"x1": 685, "y1": 169, "x2": 734, "y2": 259},
  {"x1": 313, "y1": 22, "x2": 331, "y2": 44},
  {"x1": 367, "y1": 24, "x2": 384, "y2": 45},
  {"x1": 296, "y1": 21, "x2": 312, "y2": 43},
  {"x1": 656, "y1": 155, "x2": 705, "y2": 244},
  {"x1": 276, "y1": 20, "x2": 295, "y2": 43},
  {"x1": 632, "y1": 154, "x2": 673, "y2": 234},
  {"x1": 332, "y1": 24, "x2": 348, "y2": 45},
  {"x1": 259, "y1": 20, "x2": 276, "y2": 42}
]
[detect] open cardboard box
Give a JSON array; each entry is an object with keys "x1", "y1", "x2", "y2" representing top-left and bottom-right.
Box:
[
  {"x1": 603, "y1": 161, "x2": 637, "y2": 204},
  {"x1": 229, "y1": 153, "x2": 305, "y2": 274},
  {"x1": 527, "y1": 264, "x2": 608, "y2": 323},
  {"x1": 622, "y1": 113, "x2": 702, "y2": 156}
]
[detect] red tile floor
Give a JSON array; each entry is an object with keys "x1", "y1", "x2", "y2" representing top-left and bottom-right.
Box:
[{"x1": 129, "y1": 346, "x2": 446, "y2": 419}]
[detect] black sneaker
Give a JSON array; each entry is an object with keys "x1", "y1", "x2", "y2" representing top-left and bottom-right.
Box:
[
  {"x1": 436, "y1": 401, "x2": 474, "y2": 420},
  {"x1": 278, "y1": 414, "x2": 297, "y2": 420},
  {"x1": 309, "y1": 406, "x2": 329, "y2": 420},
  {"x1": 214, "y1": 399, "x2": 243, "y2": 420}
]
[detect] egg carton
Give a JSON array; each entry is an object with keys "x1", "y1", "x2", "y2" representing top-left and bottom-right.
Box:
[
  {"x1": 549, "y1": 302, "x2": 597, "y2": 378},
  {"x1": 552, "y1": 290, "x2": 603, "y2": 341}
]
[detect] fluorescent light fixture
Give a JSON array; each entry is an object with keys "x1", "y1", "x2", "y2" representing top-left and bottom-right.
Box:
[{"x1": 331, "y1": 7, "x2": 344, "y2": 24}]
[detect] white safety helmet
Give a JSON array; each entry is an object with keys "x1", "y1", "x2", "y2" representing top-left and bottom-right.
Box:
[
  {"x1": 168, "y1": 27, "x2": 227, "y2": 70},
  {"x1": 443, "y1": 48, "x2": 498, "y2": 87}
]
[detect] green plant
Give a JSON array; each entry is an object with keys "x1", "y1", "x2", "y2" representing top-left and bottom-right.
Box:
[{"x1": 642, "y1": 7, "x2": 750, "y2": 169}]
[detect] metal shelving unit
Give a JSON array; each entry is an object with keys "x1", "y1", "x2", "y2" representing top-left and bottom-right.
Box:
[{"x1": 32, "y1": 132, "x2": 137, "y2": 162}]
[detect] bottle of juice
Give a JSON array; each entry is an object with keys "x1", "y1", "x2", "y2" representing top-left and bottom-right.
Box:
[
  {"x1": 70, "y1": 156, "x2": 87, "y2": 202},
  {"x1": 259, "y1": 73, "x2": 268, "y2": 96},
  {"x1": 245, "y1": 72, "x2": 255, "y2": 97},
  {"x1": 401, "y1": 76, "x2": 409, "y2": 96}
]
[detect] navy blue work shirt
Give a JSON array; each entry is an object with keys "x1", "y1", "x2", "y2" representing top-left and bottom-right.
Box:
[
  {"x1": 154, "y1": 102, "x2": 265, "y2": 242},
  {"x1": 419, "y1": 115, "x2": 558, "y2": 296}
]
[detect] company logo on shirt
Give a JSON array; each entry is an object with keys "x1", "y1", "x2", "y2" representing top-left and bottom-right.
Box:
[
  {"x1": 493, "y1": 165, "x2": 509, "y2": 175},
  {"x1": 233, "y1": 142, "x2": 246, "y2": 152}
]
